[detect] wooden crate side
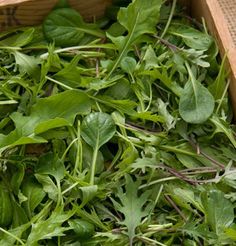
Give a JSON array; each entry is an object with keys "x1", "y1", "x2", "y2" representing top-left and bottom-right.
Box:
[
  {"x1": 0, "y1": 0, "x2": 112, "y2": 30},
  {"x1": 190, "y1": 0, "x2": 236, "y2": 116}
]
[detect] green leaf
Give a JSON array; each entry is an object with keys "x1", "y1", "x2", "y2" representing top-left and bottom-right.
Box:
[
  {"x1": 81, "y1": 112, "x2": 116, "y2": 149},
  {"x1": 107, "y1": 0, "x2": 162, "y2": 76},
  {"x1": 35, "y1": 153, "x2": 65, "y2": 181},
  {"x1": 22, "y1": 177, "x2": 46, "y2": 218},
  {"x1": 43, "y1": 8, "x2": 104, "y2": 47},
  {"x1": 35, "y1": 174, "x2": 58, "y2": 201},
  {"x1": 52, "y1": 55, "x2": 81, "y2": 88},
  {"x1": 169, "y1": 25, "x2": 213, "y2": 50},
  {"x1": 210, "y1": 115, "x2": 236, "y2": 148},
  {"x1": 26, "y1": 209, "x2": 74, "y2": 245},
  {"x1": 0, "y1": 90, "x2": 91, "y2": 150},
  {"x1": 111, "y1": 175, "x2": 151, "y2": 245},
  {"x1": 79, "y1": 185, "x2": 98, "y2": 208},
  {"x1": 0, "y1": 28, "x2": 35, "y2": 47},
  {"x1": 201, "y1": 189, "x2": 234, "y2": 235},
  {"x1": 179, "y1": 63, "x2": 215, "y2": 123},
  {"x1": 13, "y1": 51, "x2": 40, "y2": 78},
  {"x1": 68, "y1": 219, "x2": 95, "y2": 239},
  {"x1": 120, "y1": 56, "x2": 137, "y2": 74}
]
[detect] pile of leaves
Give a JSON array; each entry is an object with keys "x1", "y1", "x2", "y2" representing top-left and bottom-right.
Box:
[{"x1": 0, "y1": 0, "x2": 235, "y2": 245}]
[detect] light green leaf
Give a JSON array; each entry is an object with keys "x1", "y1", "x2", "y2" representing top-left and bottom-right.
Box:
[
  {"x1": 26, "y1": 209, "x2": 74, "y2": 245},
  {"x1": 120, "y1": 56, "x2": 137, "y2": 74},
  {"x1": 179, "y1": 63, "x2": 215, "y2": 123},
  {"x1": 79, "y1": 185, "x2": 98, "y2": 208},
  {"x1": 111, "y1": 175, "x2": 151, "y2": 245},
  {"x1": 201, "y1": 189, "x2": 234, "y2": 235},
  {"x1": 35, "y1": 174, "x2": 58, "y2": 201},
  {"x1": 210, "y1": 115, "x2": 236, "y2": 148},
  {"x1": 169, "y1": 25, "x2": 213, "y2": 50},
  {"x1": 13, "y1": 51, "x2": 40, "y2": 78}
]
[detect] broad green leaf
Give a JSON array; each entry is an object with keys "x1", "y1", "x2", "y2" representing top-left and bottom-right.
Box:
[
  {"x1": 201, "y1": 189, "x2": 234, "y2": 235},
  {"x1": 120, "y1": 56, "x2": 137, "y2": 74},
  {"x1": 22, "y1": 177, "x2": 46, "y2": 218},
  {"x1": 81, "y1": 112, "x2": 116, "y2": 149},
  {"x1": 111, "y1": 175, "x2": 151, "y2": 245},
  {"x1": 35, "y1": 153, "x2": 65, "y2": 181},
  {"x1": 52, "y1": 55, "x2": 81, "y2": 88},
  {"x1": 35, "y1": 174, "x2": 58, "y2": 201},
  {"x1": 43, "y1": 8, "x2": 104, "y2": 47},
  {"x1": 0, "y1": 28, "x2": 35, "y2": 47},
  {"x1": 169, "y1": 25, "x2": 213, "y2": 50},
  {"x1": 179, "y1": 64, "x2": 215, "y2": 123},
  {"x1": 13, "y1": 51, "x2": 40, "y2": 78}
]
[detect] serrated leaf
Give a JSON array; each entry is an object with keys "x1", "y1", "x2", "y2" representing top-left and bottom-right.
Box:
[
  {"x1": 201, "y1": 189, "x2": 234, "y2": 235},
  {"x1": 111, "y1": 175, "x2": 151, "y2": 245}
]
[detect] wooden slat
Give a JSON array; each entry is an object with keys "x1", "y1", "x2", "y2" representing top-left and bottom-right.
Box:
[
  {"x1": 191, "y1": 0, "x2": 236, "y2": 117},
  {"x1": 0, "y1": 0, "x2": 112, "y2": 30}
]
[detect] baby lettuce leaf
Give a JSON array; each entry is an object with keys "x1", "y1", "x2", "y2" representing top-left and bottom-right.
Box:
[
  {"x1": 81, "y1": 112, "x2": 116, "y2": 184},
  {"x1": 179, "y1": 63, "x2": 215, "y2": 124},
  {"x1": 43, "y1": 8, "x2": 104, "y2": 47},
  {"x1": 106, "y1": 0, "x2": 162, "y2": 77}
]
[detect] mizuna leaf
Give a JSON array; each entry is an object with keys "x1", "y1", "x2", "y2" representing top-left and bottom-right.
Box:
[
  {"x1": 201, "y1": 189, "x2": 234, "y2": 235},
  {"x1": 111, "y1": 175, "x2": 151, "y2": 245}
]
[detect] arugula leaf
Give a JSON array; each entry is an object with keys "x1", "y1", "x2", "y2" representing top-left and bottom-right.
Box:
[{"x1": 107, "y1": 0, "x2": 162, "y2": 77}]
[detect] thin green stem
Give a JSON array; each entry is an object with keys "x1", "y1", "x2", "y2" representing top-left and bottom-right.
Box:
[
  {"x1": 160, "y1": 0, "x2": 177, "y2": 39},
  {"x1": 74, "y1": 121, "x2": 83, "y2": 174},
  {"x1": 46, "y1": 76, "x2": 73, "y2": 90},
  {"x1": 0, "y1": 227, "x2": 25, "y2": 245},
  {"x1": 90, "y1": 144, "x2": 99, "y2": 185}
]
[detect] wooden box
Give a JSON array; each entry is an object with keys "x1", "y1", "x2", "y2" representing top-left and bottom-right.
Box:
[{"x1": 0, "y1": 0, "x2": 235, "y2": 115}]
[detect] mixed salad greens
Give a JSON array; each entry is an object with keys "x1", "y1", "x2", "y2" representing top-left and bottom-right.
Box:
[{"x1": 0, "y1": 0, "x2": 235, "y2": 245}]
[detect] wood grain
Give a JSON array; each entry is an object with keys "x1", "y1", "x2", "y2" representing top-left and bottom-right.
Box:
[
  {"x1": 0, "y1": 0, "x2": 112, "y2": 30},
  {"x1": 191, "y1": 0, "x2": 236, "y2": 116}
]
